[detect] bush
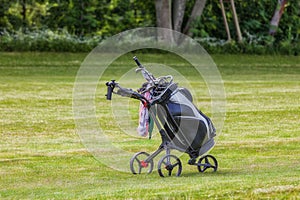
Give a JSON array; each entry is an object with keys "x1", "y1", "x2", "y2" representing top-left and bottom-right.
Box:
[
  {"x1": 196, "y1": 34, "x2": 299, "y2": 55},
  {"x1": 0, "y1": 28, "x2": 299, "y2": 55},
  {"x1": 0, "y1": 29, "x2": 101, "y2": 52}
]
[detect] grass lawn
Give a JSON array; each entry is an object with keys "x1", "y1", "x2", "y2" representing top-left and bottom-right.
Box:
[{"x1": 0, "y1": 52, "x2": 299, "y2": 199}]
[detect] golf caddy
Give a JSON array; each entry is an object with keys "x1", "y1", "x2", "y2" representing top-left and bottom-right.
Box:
[{"x1": 106, "y1": 56, "x2": 218, "y2": 177}]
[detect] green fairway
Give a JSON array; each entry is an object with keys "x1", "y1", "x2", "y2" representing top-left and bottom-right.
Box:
[{"x1": 0, "y1": 52, "x2": 299, "y2": 199}]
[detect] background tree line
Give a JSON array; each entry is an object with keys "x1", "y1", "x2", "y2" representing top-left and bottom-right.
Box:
[
  {"x1": 0, "y1": 0, "x2": 156, "y2": 37},
  {"x1": 0, "y1": 0, "x2": 299, "y2": 54}
]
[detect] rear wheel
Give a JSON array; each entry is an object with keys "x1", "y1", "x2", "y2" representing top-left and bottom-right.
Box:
[
  {"x1": 130, "y1": 152, "x2": 154, "y2": 174},
  {"x1": 157, "y1": 154, "x2": 182, "y2": 177},
  {"x1": 197, "y1": 155, "x2": 218, "y2": 173}
]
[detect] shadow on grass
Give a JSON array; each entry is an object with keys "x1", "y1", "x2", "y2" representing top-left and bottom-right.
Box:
[{"x1": 180, "y1": 168, "x2": 249, "y2": 178}]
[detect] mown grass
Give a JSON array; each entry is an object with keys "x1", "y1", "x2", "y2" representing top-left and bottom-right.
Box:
[{"x1": 0, "y1": 52, "x2": 299, "y2": 199}]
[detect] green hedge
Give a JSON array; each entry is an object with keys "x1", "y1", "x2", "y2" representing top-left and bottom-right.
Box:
[
  {"x1": 197, "y1": 37, "x2": 299, "y2": 55},
  {"x1": 0, "y1": 29, "x2": 100, "y2": 52},
  {"x1": 0, "y1": 29, "x2": 299, "y2": 55}
]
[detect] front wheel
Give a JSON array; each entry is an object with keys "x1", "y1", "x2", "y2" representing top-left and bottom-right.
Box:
[
  {"x1": 130, "y1": 152, "x2": 154, "y2": 174},
  {"x1": 197, "y1": 155, "x2": 218, "y2": 173},
  {"x1": 157, "y1": 154, "x2": 182, "y2": 177}
]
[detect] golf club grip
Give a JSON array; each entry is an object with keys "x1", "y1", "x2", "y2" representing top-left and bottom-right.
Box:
[{"x1": 133, "y1": 56, "x2": 142, "y2": 67}]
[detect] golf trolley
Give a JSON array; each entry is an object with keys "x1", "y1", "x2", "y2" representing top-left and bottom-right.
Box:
[{"x1": 105, "y1": 56, "x2": 218, "y2": 177}]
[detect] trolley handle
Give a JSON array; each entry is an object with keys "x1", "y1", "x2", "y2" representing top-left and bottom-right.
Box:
[
  {"x1": 105, "y1": 80, "x2": 150, "y2": 106},
  {"x1": 115, "y1": 84, "x2": 149, "y2": 105},
  {"x1": 133, "y1": 56, "x2": 142, "y2": 68},
  {"x1": 105, "y1": 80, "x2": 116, "y2": 100}
]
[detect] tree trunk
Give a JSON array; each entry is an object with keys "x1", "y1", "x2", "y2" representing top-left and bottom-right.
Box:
[
  {"x1": 155, "y1": 0, "x2": 173, "y2": 42},
  {"x1": 220, "y1": 0, "x2": 231, "y2": 41},
  {"x1": 21, "y1": 0, "x2": 27, "y2": 28},
  {"x1": 230, "y1": 0, "x2": 242, "y2": 42},
  {"x1": 183, "y1": 0, "x2": 207, "y2": 36},
  {"x1": 269, "y1": 0, "x2": 288, "y2": 35},
  {"x1": 172, "y1": 0, "x2": 187, "y2": 32},
  {"x1": 155, "y1": 0, "x2": 207, "y2": 40}
]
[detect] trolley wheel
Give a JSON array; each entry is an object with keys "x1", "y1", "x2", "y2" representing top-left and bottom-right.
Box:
[
  {"x1": 197, "y1": 155, "x2": 218, "y2": 173},
  {"x1": 130, "y1": 152, "x2": 154, "y2": 174},
  {"x1": 157, "y1": 154, "x2": 182, "y2": 177}
]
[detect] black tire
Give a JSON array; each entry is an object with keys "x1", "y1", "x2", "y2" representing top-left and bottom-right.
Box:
[
  {"x1": 197, "y1": 155, "x2": 218, "y2": 173},
  {"x1": 157, "y1": 154, "x2": 182, "y2": 177},
  {"x1": 130, "y1": 152, "x2": 154, "y2": 174}
]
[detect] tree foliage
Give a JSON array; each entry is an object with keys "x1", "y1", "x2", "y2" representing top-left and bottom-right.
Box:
[
  {"x1": 0, "y1": 0, "x2": 299, "y2": 53},
  {"x1": 191, "y1": 0, "x2": 299, "y2": 44},
  {"x1": 0, "y1": 0, "x2": 155, "y2": 37}
]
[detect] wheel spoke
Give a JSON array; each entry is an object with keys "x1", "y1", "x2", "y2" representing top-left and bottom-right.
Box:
[
  {"x1": 173, "y1": 162, "x2": 179, "y2": 167},
  {"x1": 206, "y1": 163, "x2": 212, "y2": 168},
  {"x1": 168, "y1": 169, "x2": 172, "y2": 176},
  {"x1": 162, "y1": 160, "x2": 168, "y2": 166},
  {"x1": 135, "y1": 158, "x2": 140, "y2": 163},
  {"x1": 205, "y1": 156, "x2": 209, "y2": 164},
  {"x1": 203, "y1": 165, "x2": 208, "y2": 171}
]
